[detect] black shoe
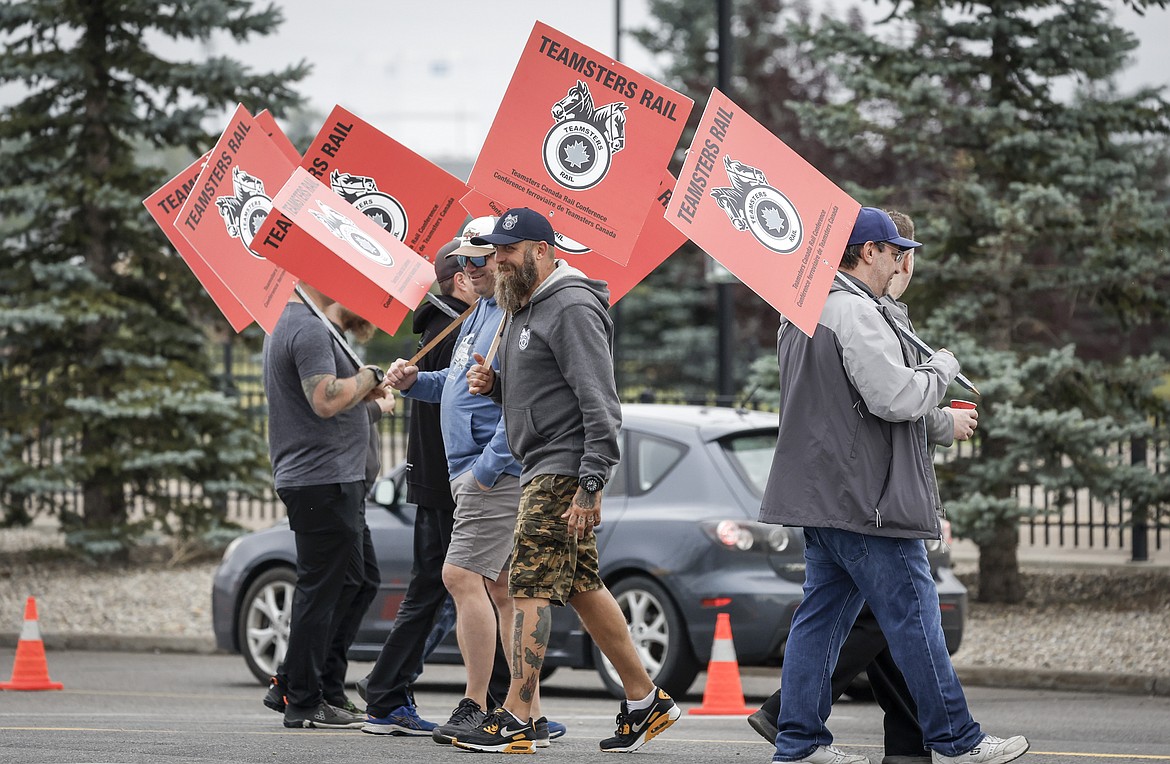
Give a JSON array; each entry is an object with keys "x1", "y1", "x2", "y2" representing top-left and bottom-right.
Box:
[
  {"x1": 599, "y1": 687, "x2": 681, "y2": 753},
  {"x1": 534, "y1": 716, "x2": 567, "y2": 748},
  {"x1": 747, "y1": 706, "x2": 779, "y2": 744},
  {"x1": 356, "y1": 675, "x2": 369, "y2": 703},
  {"x1": 451, "y1": 707, "x2": 536, "y2": 754},
  {"x1": 432, "y1": 697, "x2": 487, "y2": 745},
  {"x1": 263, "y1": 675, "x2": 285, "y2": 713},
  {"x1": 283, "y1": 701, "x2": 365, "y2": 729}
]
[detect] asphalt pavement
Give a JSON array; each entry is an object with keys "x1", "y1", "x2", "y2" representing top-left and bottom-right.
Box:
[{"x1": 2, "y1": 652, "x2": 1169, "y2": 764}]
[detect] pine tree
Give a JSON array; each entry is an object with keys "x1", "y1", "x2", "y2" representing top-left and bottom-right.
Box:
[
  {"x1": 785, "y1": 0, "x2": 1170, "y2": 601},
  {"x1": 0, "y1": 1, "x2": 307, "y2": 554}
]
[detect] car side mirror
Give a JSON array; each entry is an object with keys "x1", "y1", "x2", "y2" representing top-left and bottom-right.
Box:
[{"x1": 372, "y1": 478, "x2": 399, "y2": 508}]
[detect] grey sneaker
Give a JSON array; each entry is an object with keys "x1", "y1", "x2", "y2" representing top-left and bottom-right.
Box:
[
  {"x1": 932, "y1": 735, "x2": 1029, "y2": 764},
  {"x1": 283, "y1": 701, "x2": 365, "y2": 729},
  {"x1": 432, "y1": 697, "x2": 487, "y2": 745},
  {"x1": 782, "y1": 746, "x2": 869, "y2": 764},
  {"x1": 326, "y1": 694, "x2": 362, "y2": 715}
]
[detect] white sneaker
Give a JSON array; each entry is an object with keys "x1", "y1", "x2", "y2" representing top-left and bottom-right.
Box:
[
  {"x1": 784, "y1": 745, "x2": 870, "y2": 764},
  {"x1": 932, "y1": 735, "x2": 1030, "y2": 764}
]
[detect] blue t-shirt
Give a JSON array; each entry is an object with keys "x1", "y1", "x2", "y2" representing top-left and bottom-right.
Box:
[{"x1": 263, "y1": 302, "x2": 368, "y2": 489}]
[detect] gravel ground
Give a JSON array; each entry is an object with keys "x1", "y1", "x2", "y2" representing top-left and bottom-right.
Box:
[{"x1": 2, "y1": 527, "x2": 1169, "y2": 682}]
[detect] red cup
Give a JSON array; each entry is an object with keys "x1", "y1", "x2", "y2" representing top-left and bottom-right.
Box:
[{"x1": 950, "y1": 400, "x2": 977, "y2": 410}]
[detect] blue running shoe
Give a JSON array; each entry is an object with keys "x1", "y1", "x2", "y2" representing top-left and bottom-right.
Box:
[{"x1": 361, "y1": 704, "x2": 438, "y2": 736}]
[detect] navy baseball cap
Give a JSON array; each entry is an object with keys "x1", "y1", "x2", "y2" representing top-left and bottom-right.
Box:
[
  {"x1": 469, "y1": 207, "x2": 556, "y2": 248},
  {"x1": 846, "y1": 207, "x2": 922, "y2": 249}
]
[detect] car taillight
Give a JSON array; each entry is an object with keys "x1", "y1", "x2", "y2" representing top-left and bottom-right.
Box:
[
  {"x1": 716, "y1": 520, "x2": 754, "y2": 550},
  {"x1": 705, "y1": 520, "x2": 792, "y2": 553}
]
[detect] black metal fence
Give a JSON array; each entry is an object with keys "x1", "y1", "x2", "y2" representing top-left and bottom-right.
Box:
[{"x1": 7, "y1": 354, "x2": 1168, "y2": 557}]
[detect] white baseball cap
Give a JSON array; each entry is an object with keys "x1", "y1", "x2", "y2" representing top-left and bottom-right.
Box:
[{"x1": 447, "y1": 216, "x2": 498, "y2": 258}]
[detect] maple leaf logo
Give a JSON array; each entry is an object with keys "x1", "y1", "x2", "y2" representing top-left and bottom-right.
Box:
[
  {"x1": 761, "y1": 205, "x2": 788, "y2": 236},
  {"x1": 563, "y1": 140, "x2": 591, "y2": 168}
]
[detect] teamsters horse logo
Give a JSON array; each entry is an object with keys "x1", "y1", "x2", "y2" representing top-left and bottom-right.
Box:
[
  {"x1": 711, "y1": 156, "x2": 803, "y2": 255},
  {"x1": 542, "y1": 80, "x2": 627, "y2": 191},
  {"x1": 329, "y1": 170, "x2": 409, "y2": 242},
  {"x1": 309, "y1": 201, "x2": 394, "y2": 267},
  {"x1": 216, "y1": 167, "x2": 273, "y2": 259}
]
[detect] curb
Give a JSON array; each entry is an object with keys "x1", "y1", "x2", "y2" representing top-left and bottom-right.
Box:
[
  {"x1": 955, "y1": 665, "x2": 1170, "y2": 697},
  {"x1": 0, "y1": 632, "x2": 219, "y2": 655},
  {"x1": 4, "y1": 632, "x2": 1168, "y2": 697}
]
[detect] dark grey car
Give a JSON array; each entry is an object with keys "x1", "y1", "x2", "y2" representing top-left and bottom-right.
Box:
[{"x1": 212, "y1": 404, "x2": 967, "y2": 698}]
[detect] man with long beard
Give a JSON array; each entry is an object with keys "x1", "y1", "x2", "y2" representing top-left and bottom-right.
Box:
[
  {"x1": 261, "y1": 284, "x2": 390, "y2": 729},
  {"x1": 457, "y1": 207, "x2": 681, "y2": 754}
]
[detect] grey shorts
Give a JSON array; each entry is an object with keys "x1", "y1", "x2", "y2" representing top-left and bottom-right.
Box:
[{"x1": 446, "y1": 470, "x2": 521, "y2": 580}]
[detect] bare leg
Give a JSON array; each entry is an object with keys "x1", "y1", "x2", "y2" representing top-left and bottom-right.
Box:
[
  {"x1": 571, "y1": 587, "x2": 654, "y2": 699},
  {"x1": 486, "y1": 567, "x2": 541, "y2": 717},
  {"x1": 502, "y1": 595, "x2": 551, "y2": 722},
  {"x1": 443, "y1": 562, "x2": 500, "y2": 710}
]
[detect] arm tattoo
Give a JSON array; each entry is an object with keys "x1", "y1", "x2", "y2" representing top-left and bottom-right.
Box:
[
  {"x1": 301, "y1": 375, "x2": 327, "y2": 403},
  {"x1": 576, "y1": 489, "x2": 597, "y2": 509},
  {"x1": 302, "y1": 372, "x2": 361, "y2": 412}
]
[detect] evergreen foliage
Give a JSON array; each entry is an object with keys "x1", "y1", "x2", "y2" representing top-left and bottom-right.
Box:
[
  {"x1": 639, "y1": 0, "x2": 1170, "y2": 600},
  {"x1": 788, "y1": 0, "x2": 1170, "y2": 601},
  {"x1": 0, "y1": 0, "x2": 307, "y2": 556}
]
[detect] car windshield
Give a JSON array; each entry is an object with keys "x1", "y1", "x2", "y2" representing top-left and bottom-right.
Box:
[{"x1": 720, "y1": 430, "x2": 777, "y2": 498}]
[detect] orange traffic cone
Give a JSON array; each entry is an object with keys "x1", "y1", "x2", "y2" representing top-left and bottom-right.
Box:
[
  {"x1": 688, "y1": 611, "x2": 755, "y2": 715},
  {"x1": 1, "y1": 596, "x2": 64, "y2": 691}
]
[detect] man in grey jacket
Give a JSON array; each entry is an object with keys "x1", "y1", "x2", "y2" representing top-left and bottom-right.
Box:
[
  {"x1": 457, "y1": 207, "x2": 680, "y2": 755},
  {"x1": 760, "y1": 207, "x2": 1028, "y2": 764}
]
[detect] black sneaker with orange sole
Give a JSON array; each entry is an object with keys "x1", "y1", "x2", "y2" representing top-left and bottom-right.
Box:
[
  {"x1": 451, "y1": 707, "x2": 536, "y2": 754},
  {"x1": 599, "y1": 687, "x2": 681, "y2": 753}
]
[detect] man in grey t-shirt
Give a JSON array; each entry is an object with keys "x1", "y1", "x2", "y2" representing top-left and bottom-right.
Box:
[{"x1": 262, "y1": 283, "x2": 390, "y2": 729}]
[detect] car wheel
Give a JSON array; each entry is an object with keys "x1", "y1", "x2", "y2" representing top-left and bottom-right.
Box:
[
  {"x1": 591, "y1": 575, "x2": 700, "y2": 700},
  {"x1": 237, "y1": 566, "x2": 296, "y2": 685}
]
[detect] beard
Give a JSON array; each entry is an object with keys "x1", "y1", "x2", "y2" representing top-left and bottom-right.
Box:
[
  {"x1": 338, "y1": 307, "x2": 376, "y2": 343},
  {"x1": 494, "y1": 246, "x2": 540, "y2": 314}
]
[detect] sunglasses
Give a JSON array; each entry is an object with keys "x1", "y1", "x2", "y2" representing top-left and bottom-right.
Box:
[{"x1": 456, "y1": 254, "x2": 490, "y2": 269}]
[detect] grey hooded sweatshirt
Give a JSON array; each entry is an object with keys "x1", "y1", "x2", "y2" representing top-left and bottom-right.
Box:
[
  {"x1": 489, "y1": 260, "x2": 621, "y2": 486},
  {"x1": 759, "y1": 273, "x2": 959, "y2": 539}
]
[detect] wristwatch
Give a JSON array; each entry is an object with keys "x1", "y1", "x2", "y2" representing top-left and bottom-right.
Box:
[
  {"x1": 580, "y1": 475, "x2": 605, "y2": 494},
  {"x1": 363, "y1": 365, "x2": 385, "y2": 385}
]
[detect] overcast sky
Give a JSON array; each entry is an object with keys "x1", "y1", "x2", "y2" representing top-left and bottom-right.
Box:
[
  {"x1": 8, "y1": 1, "x2": 1166, "y2": 161},
  {"x1": 210, "y1": 0, "x2": 1165, "y2": 162}
]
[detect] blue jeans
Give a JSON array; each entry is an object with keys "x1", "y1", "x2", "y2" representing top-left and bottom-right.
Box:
[{"x1": 773, "y1": 527, "x2": 982, "y2": 761}]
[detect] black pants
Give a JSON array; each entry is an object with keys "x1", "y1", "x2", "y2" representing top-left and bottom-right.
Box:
[
  {"x1": 278, "y1": 481, "x2": 366, "y2": 710},
  {"x1": 365, "y1": 503, "x2": 511, "y2": 716},
  {"x1": 321, "y1": 516, "x2": 380, "y2": 702},
  {"x1": 762, "y1": 606, "x2": 922, "y2": 757}
]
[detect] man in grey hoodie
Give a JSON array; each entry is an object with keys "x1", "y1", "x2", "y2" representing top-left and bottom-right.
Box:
[{"x1": 456, "y1": 207, "x2": 681, "y2": 755}]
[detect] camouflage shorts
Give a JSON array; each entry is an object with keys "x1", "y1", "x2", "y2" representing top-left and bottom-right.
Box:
[{"x1": 509, "y1": 474, "x2": 602, "y2": 605}]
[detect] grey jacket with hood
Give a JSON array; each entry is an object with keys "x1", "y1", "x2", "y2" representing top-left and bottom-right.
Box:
[
  {"x1": 759, "y1": 273, "x2": 959, "y2": 539},
  {"x1": 489, "y1": 260, "x2": 621, "y2": 486}
]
